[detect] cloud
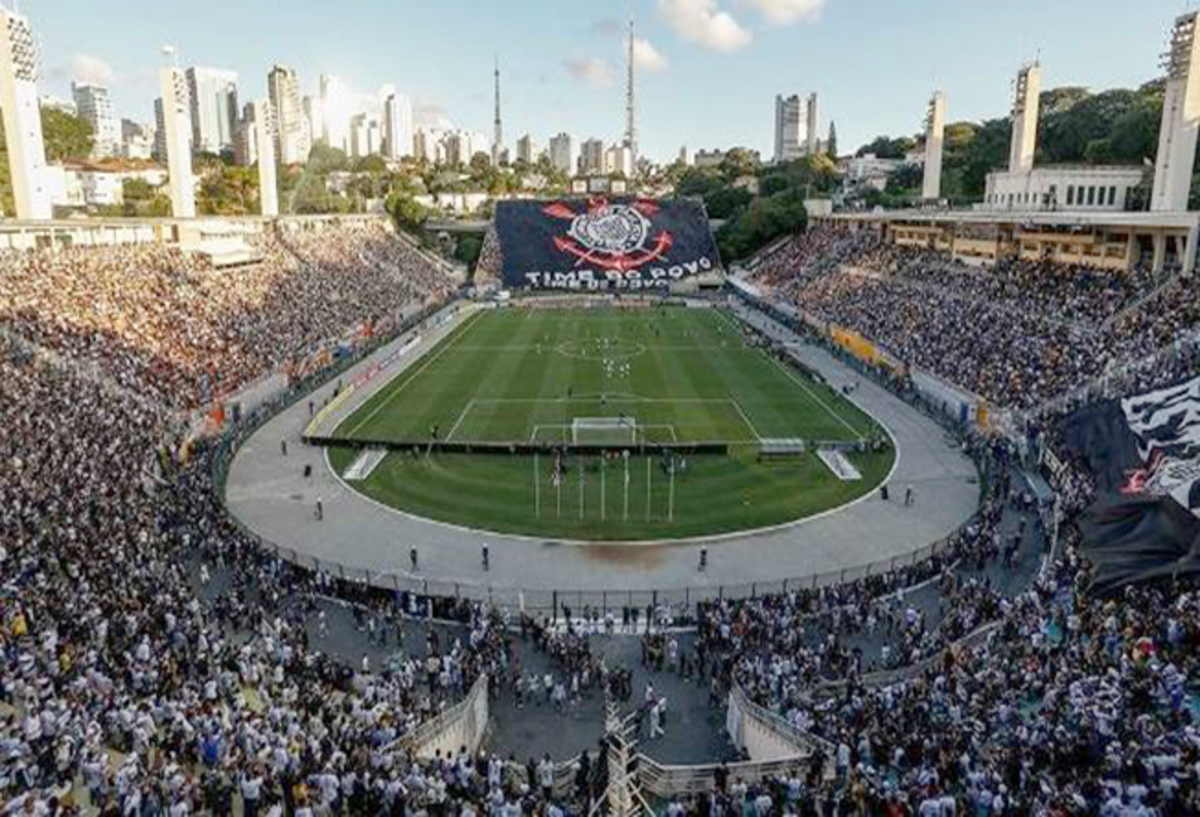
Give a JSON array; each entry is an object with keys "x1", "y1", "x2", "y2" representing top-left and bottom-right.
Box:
[
  {"x1": 657, "y1": 0, "x2": 752, "y2": 52},
  {"x1": 68, "y1": 53, "x2": 115, "y2": 86},
  {"x1": 741, "y1": 0, "x2": 825, "y2": 25},
  {"x1": 563, "y1": 56, "x2": 617, "y2": 88},
  {"x1": 632, "y1": 38, "x2": 669, "y2": 73}
]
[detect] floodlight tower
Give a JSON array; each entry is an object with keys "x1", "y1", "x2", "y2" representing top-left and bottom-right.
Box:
[
  {"x1": 1152, "y1": 12, "x2": 1200, "y2": 212},
  {"x1": 252, "y1": 100, "x2": 278, "y2": 217},
  {"x1": 1008, "y1": 62, "x2": 1041, "y2": 174},
  {"x1": 159, "y1": 46, "x2": 196, "y2": 218},
  {"x1": 0, "y1": 7, "x2": 51, "y2": 219},
  {"x1": 922, "y1": 92, "x2": 946, "y2": 200}
]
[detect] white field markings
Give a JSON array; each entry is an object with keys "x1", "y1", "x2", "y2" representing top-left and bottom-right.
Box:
[
  {"x1": 766, "y1": 354, "x2": 864, "y2": 442},
  {"x1": 729, "y1": 399, "x2": 764, "y2": 442},
  {"x1": 711, "y1": 306, "x2": 864, "y2": 442},
  {"x1": 445, "y1": 398, "x2": 476, "y2": 441},
  {"x1": 529, "y1": 423, "x2": 679, "y2": 443},
  {"x1": 344, "y1": 309, "x2": 485, "y2": 438}
]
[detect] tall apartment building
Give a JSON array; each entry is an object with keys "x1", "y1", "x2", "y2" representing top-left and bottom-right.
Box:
[
  {"x1": 773, "y1": 94, "x2": 802, "y2": 163},
  {"x1": 186, "y1": 67, "x2": 238, "y2": 154},
  {"x1": 383, "y1": 92, "x2": 413, "y2": 160},
  {"x1": 549, "y1": 133, "x2": 572, "y2": 175},
  {"x1": 72, "y1": 82, "x2": 120, "y2": 158},
  {"x1": 267, "y1": 65, "x2": 310, "y2": 164},
  {"x1": 579, "y1": 138, "x2": 605, "y2": 174},
  {"x1": 516, "y1": 134, "x2": 537, "y2": 165}
]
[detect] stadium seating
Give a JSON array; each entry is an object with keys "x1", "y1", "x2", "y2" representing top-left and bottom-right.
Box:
[
  {"x1": 750, "y1": 226, "x2": 1196, "y2": 411},
  {"x1": 1, "y1": 219, "x2": 1199, "y2": 815}
]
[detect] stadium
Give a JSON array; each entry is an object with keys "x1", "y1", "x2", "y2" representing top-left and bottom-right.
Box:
[{"x1": 4, "y1": 3, "x2": 1200, "y2": 816}]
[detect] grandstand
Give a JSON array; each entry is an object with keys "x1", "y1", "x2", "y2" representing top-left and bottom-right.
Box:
[{"x1": 6, "y1": 8, "x2": 1200, "y2": 817}]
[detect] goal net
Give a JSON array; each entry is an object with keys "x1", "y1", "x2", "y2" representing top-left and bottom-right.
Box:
[{"x1": 572, "y1": 416, "x2": 638, "y2": 446}]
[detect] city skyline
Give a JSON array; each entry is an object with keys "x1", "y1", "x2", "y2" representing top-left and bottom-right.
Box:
[{"x1": 31, "y1": 0, "x2": 1176, "y2": 163}]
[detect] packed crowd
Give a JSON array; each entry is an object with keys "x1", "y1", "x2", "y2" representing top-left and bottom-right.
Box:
[
  {"x1": 3, "y1": 223, "x2": 1200, "y2": 814},
  {"x1": 0, "y1": 219, "x2": 454, "y2": 411},
  {"x1": 750, "y1": 226, "x2": 1198, "y2": 411},
  {"x1": 744, "y1": 228, "x2": 879, "y2": 294}
]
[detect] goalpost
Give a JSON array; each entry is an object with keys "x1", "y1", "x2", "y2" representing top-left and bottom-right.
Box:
[{"x1": 571, "y1": 416, "x2": 639, "y2": 446}]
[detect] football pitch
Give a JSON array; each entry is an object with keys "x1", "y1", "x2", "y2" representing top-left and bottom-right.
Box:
[{"x1": 327, "y1": 305, "x2": 894, "y2": 540}]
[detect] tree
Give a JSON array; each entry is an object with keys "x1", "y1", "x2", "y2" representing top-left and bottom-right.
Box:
[
  {"x1": 719, "y1": 147, "x2": 759, "y2": 182},
  {"x1": 122, "y1": 178, "x2": 155, "y2": 202},
  {"x1": 856, "y1": 135, "x2": 915, "y2": 159},
  {"x1": 676, "y1": 167, "x2": 724, "y2": 198},
  {"x1": 387, "y1": 192, "x2": 430, "y2": 232},
  {"x1": 703, "y1": 186, "x2": 753, "y2": 219},
  {"x1": 40, "y1": 108, "x2": 94, "y2": 162},
  {"x1": 826, "y1": 121, "x2": 838, "y2": 159},
  {"x1": 715, "y1": 188, "x2": 808, "y2": 261}
]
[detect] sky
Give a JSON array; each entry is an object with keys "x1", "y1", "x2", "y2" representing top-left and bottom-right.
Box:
[{"x1": 26, "y1": 0, "x2": 1191, "y2": 162}]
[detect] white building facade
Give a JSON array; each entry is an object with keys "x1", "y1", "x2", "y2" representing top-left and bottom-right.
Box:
[
  {"x1": 72, "y1": 82, "x2": 120, "y2": 158},
  {"x1": 383, "y1": 93, "x2": 413, "y2": 160},
  {"x1": 268, "y1": 65, "x2": 310, "y2": 165}
]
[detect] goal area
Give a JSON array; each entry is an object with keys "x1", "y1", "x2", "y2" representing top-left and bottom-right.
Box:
[{"x1": 572, "y1": 416, "x2": 638, "y2": 446}]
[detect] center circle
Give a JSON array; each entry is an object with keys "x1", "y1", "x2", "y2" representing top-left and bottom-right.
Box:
[{"x1": 555, "y1": 337, "x2": 645, "y2": 361}]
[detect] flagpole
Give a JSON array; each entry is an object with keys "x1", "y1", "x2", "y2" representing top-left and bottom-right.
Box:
[
  {"x1": 556, "y1": 453, "x2": 562, "y2": 519},
  {"x1": 579, "y1": 452, "x2": 585, "y2": 521},
  {"x1": 534, "y1": 452, "x2": 540, "y2": 519}
]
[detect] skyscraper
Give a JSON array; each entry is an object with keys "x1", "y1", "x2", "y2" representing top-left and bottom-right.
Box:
[
  {"x1": 268, "y1": 65, "x2": 310, "y2": 165},
  {"x1": 350, "y1": 113, "x2": 369, "y2": 158},
  {"x1": 579, "y1": 138, "x2": 605, "y2": 174},
  {"x1": 303, "y1": 95, "x2": 323, "y2": 149},
  {"x1": 549, "y1": 133, "x2": 573, "y2": 175},
  {"x1": 773, "y1": 94, "x2": 802, "y2": 163},
  {"x1": 233, "y1": 102, "x2": 258, "y2": 167},
  {"x1": 804, "y1": 93, "x2": 819, "y2": 156},
  {"x1": 319, "y1": 75, "x2": 350, "y2": 153},
  {"x1": 153, "y1": 98, "x2": 167, "y2": 163},
  {"x1": 516, "y1": 134, "x2": 537, "y2": 165},
  {"x1": 186, "y1": 67, "x2": 238, "y2": 155},
  {"x1": 72, "y1": 82, "x2": 120, "y2": 158},
  {"x1": 383, "y1": 92, "x2": 413, "y2": 160},
  {"x1": 158, "y1": 57, "x2": 196, "y2": 218},
  {"x1": 0, "y1": 8, "x2": 51, "y2": 219}
]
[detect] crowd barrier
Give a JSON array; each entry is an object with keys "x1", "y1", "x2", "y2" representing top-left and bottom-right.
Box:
[
  {"x1": 397, "y1": 675, "x2": 490, "y2": 758},
  {"x1": 213, "y1": 293, "x2": 991, "y2": 623}
]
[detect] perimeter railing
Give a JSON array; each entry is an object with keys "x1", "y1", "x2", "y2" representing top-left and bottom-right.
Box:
[{"x1": 210, "y1": 292, "x2": 1006, "y2": 624}]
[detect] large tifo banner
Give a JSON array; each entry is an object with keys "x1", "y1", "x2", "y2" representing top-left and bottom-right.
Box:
[
  {"x1": 1061, "y1": 373, "x2": 1200, "y2": 592},
  {"x1": 494, "y1": 197, "x2": 720, "y2": 291}
]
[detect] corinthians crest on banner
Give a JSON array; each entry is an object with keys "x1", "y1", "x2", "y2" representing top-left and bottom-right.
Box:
[
  {"x1": 1119, "y1": 374, "x2": 1200, "y2": 515},
  {"x1": 494, "y1": 197, "x2": 721, "y2": 291}
]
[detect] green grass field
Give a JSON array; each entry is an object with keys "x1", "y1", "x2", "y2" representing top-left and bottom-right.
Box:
[{"x1": 327, "y1": 305, "x2": 894, "y2": 541}]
